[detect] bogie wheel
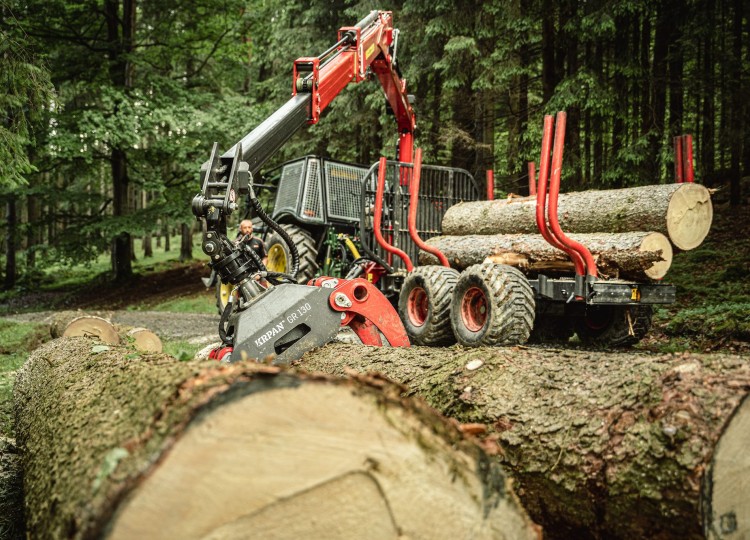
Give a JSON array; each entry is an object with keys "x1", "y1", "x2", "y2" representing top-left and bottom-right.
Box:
[
  {"x1": 574, "y1": 305, "x2": 653, "y2": 347},
  {"x1": 265, "y1": 224, "x2": 319, "y2": 283},
  {"x1": 450, "y1": 262, "x2": 535, "y2": 347},
  {"x1": 398, "y1": 266, "x2": 459, "y2": 346}
]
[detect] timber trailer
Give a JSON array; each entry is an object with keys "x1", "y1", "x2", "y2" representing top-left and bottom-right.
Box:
[{"x1": 360, "y1": 112, "x2": 677, "y2": 348}]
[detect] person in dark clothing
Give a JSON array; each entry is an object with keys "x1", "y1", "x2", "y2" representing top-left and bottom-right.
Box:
[{"x1": 237, "y1": 219, "x2": 267, "y2": 266}]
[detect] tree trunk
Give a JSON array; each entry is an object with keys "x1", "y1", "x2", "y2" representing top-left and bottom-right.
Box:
[
  {"x1": 14, "y1": 338, "x2": 538, "y2": 540},
  {"x1": 26, "y1": 194, "x2": 38, "y2": 270},
  {"x1": 300, "y1": 344, "x2": 750, "y2": 540},
  {"x1": 729, "y1": 0, "x2": 743, "y2": 205},
  {"x1": 421, "y1": 231, "x2": 673, "y2": 280},
  {"x1": 541, "y1": 0, "x2": 557, "y2": 103},
  {"x1": 163, "y1": 221, "x2": 170, "y2": 252},
  {"x1": 441, "y1": 183, "x2": 713, "y2": 251},
  {"x1": 701, "y1": 0, "x2": 716, "y2": 185},
  {"x1": 143, "y1": 233, "x2": 153, "y2": 258},
  {"x1": 4, "y1": 196, "x2": 16, "y2": 290},
  {"x1": 179, "y1": 222, "x2": 192, "y2": 262}
]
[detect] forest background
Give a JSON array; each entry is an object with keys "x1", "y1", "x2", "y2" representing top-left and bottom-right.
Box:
[{"x1": 0, "y1": 0, "x2": 747, "y2": 287}]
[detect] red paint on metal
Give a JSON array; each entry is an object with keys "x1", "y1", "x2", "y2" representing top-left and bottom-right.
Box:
[
  {"x1": 535, "y1": 115, "x2": 586, "y2": 276},
  {"x1": 326, "y1": 277, "x2": 411, "y2": 347},
  {"x1": 547, "y1": 112, "x2": 598, "y2": 278},
  {"x1": 208, "y1": 347, "x2": 233, "y2": 361},
  {"x1": 407, "y1": 148, "x2": 450, "y2": 267},
  {"x1": 683, "y1": 134, "x2": 694, "y2": 183},
  {"x1": 486, "y1": 169, "x2": 495, "y2": 200},
  {"x1": 674, "y1": 136, "x2": 684, "y2": 183},
  {"x1": 373, "y1": 157, "x2": 414, "y2": 271},
  {"x1": 528, "y1": 162, "x2": 537, "y2": 196},
  {"x1": 407, "y1": 287, "x2": 428, "y2": 327},
  {"x1": 460, "y1": 287, "x2": 488, "y2": 332}
]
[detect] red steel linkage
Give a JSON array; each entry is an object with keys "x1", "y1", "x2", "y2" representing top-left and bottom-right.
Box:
[
  {"x1": 547, "y1": 112, "x2": 597, "y2": 278},
  {"x1": 528, "y1": 162, "x2": 537, "y2": 196},
  {"x1": 310, "y1": 277, "x2": 410, "y2": 347},
  {"x1": 682, "y1": 134, "x2": 694, "y2": 183},
  {"x1": 535, "y1": 115, "x2": 586, "y2": 276},
  {"x1": 674, "y1": 136, "x2": 684, "y2": 183},
  {"x1": 486, "y1": 169, "x2": 495, "y2": 200},
  {"x1": 408, "y1": 148, "x2": 450, "y2": 267},
  {"x1": 372, "y1": 156, "x2": 414, "y2": 271}
]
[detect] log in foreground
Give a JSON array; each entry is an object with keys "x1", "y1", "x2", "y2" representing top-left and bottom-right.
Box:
[
  {"x1": 14, "y1": 338, "x2": 538, "y2": 540},
  {"x1": 49, "y1": 312, "x2": 119, "y2": 344},
  {"x1": 420, "y1": 231, "x2": 673, "y2": 280},
  {"x1": 442, "y1": 183, "x2": 713, "y2": 250},
  {"x1": 300, "y1": 344, "x2": 750, "y2": 540}
]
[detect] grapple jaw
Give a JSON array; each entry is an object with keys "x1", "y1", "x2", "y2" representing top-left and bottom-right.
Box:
[{"x1": 219, "y1": 278, "x2": 409, "y2": 364}]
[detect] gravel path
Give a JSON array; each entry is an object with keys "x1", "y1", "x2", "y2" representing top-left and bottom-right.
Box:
[{"x1": 5, "y1": 310, "x2": 221, "y2": 345}]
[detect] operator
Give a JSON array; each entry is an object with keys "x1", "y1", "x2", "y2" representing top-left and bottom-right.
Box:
[{"x1": 236, "y1": 219, "x2": 268, "y2": 267}]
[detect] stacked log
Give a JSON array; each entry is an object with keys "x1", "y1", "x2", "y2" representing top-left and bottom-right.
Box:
[
  {"x1": 300, "y1": 344, "x2": 750, "y2": 540},
  {"x1": 420, "y1": 232, "x2": 673, "y2": 280},
  {"x1": 13, "y1": 338, "x2": 538, "y2": 540},
  {"x1": 47, "y1": 311, "x2": 162, "y2": 352},
  {"x1": 442, "y1": 183, "x2": 713, "y2": 251}
]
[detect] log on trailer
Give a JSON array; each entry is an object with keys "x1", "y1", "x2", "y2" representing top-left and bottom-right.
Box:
[
  {"x1": 299, "y1": 344, "x2": 750, "y2": 540},
  {"x1": 420, "y1": 231, "x2": 673, "y2": 280},
  {"x1": 13, "y1": 338, "x2": 539, "y2": 540},
  {"x1": 442, "y1": 183, "x2": 713, "y2": 251}
]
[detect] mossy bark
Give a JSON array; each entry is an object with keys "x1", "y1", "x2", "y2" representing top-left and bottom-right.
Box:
[
  {"x1": 14, "y1": 337, "x2": 536, "y2": 540},
  {"x1": 442, "y1": 183, "x2": 712, "y2": 250},
  {"x1": 299, "y1": 344, "x2": 750, "y2": 539},
  {"x1": 420, "y1": 232, "x2": 672, "y2": 280}
]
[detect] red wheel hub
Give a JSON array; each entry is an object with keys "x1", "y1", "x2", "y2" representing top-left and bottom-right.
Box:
[
  {"x1": 407, "y1": 287, "x2": 428, "y2": 327},
  {"x1": 461, "y1": 286, "x2": 488, "y2": 332}
]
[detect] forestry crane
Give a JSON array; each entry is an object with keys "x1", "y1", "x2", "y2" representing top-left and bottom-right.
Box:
[{"x1": 191, "y1": 11, "x2": 413, "y2": 363}]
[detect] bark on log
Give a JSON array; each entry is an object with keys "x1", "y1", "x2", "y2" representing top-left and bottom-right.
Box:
[
  {"x1": 299, "y1": 344, "x2": 750, "y2": 540},
  {"x1": 13, "y1": 338, "x2": 538, "y2": 540},
  {"x1": 442, "y1": 183, "x2": 713, "y2": 250},
  {"x1": 49, "y1": 312, "x2": 119, "y2": 344},
  {"x1": 420, "y1": 232, "x2": 673, "y2": 280}
]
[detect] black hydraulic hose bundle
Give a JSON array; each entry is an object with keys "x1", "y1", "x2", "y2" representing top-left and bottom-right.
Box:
[{"x1": 246, "y1": 185, "x2": 300, "y2": 279}]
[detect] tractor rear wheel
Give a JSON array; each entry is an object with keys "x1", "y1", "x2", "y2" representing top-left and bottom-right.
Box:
[
  {"x1": 265, "y1": 224, "x2": 319, "y2": 283},
  {"x1": 216, "y1": 281, "x2": 236, "y2": 314},
  {"x1": 398, "y1": 266, "x2": 459, "y2": 346},
  {"x1": 450, "y1": 262, "x2": 535, "y2": 347},
  {"x1": 573, "y1": 305, "x2": 653, "y2": 347}
]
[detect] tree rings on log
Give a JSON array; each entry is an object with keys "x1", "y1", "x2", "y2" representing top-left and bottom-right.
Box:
[
  {"x1": 50, "y1": 314, "x2": 120, "y2": 344},
  {"x1": 124, "y1": 327, "x2": 163, "y2": 353},
  {"x1": 14, "y1": 338, "x2": 538, "y2": 540},
  {"x1": 665, "y1": 183, "x2": 714, "y2": 250}
]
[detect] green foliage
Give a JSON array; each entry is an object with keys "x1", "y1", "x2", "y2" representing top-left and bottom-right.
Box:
[
  {"x1": 0, "y1": 24, "x2": 53, "y2": 189},
  {"x1": 665, "y1": 303, "x2": 750, "y2": 342},
  {"x1": 163, "y1": 339, "x2": 203, "y2": 361}
]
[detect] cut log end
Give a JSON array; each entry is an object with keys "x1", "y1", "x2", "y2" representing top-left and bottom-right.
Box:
[
  {"x1": 107, "y1": 382, "x2": 534, "y2": 540},
  {"x1": 125, "y1": 328, "x2": 163, "y2": 353},
  {"x1": 667, "y1": 183, "x2": 714, "y2": 250},
  {"x1": 638, "y1": 232, "x2": 673, "y2": 279},
  {"x1": 704, "y1": 394, "x2": 750, "y2": 538},
  {"x1": 61, "y1": 316, "x2": 119, "y2": 345}
]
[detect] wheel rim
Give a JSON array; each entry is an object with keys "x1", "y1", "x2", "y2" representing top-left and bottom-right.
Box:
[
  {"x1": 407, "y1": 287, "x2": 429, "y2": 327},
  {"x1": 461, "y1": 286, "x2": 488, "y2": 333},
  {"x1": 267, "y1": 244, "x2": 287, "y2": 273}
]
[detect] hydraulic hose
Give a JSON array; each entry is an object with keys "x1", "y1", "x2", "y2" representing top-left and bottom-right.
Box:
[{"x1": 246, "y1": 185, "x2": 300, "y2": 279}]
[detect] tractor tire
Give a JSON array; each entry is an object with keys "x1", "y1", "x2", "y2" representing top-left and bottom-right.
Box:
[
  {"x1": 265, "y1": 224, "x2": 319, "y2": 283},
  {"x1": 573, "y1": 305, "x2": 653, "y2": 347},
  {"x1": 450, "y1": 262, "x2": 535, "y2": 347},
  {"x1": 215, "y1": 281, "x2": 236, "y2": 315},
  {"x1": 528, "y1": 315, "x2": 575, "y2": 344},
  {"x1": 398, "y1": 266, "x2": 459, "y2": 346}
]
